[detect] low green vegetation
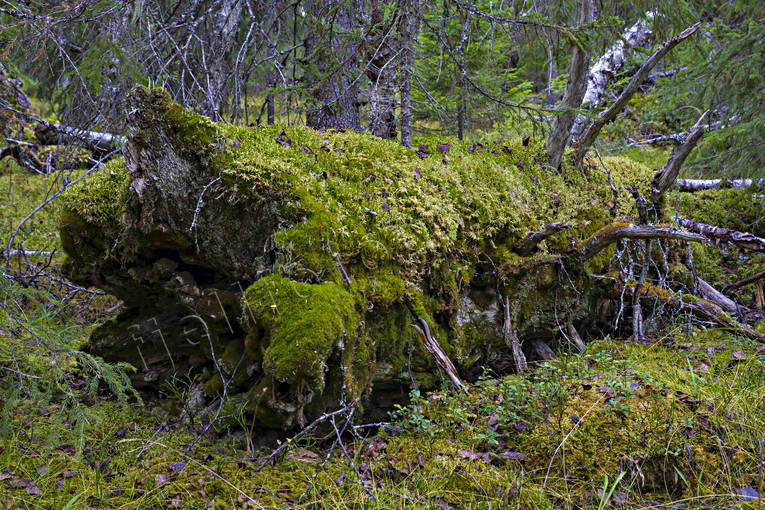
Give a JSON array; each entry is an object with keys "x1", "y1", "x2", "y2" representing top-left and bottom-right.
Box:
[
  {"x1": 2, "y1": 132, "x2": 764, "y2": 508},
  {"x1": 1, "y1": 325, "x2": 763, "y2": 508}
]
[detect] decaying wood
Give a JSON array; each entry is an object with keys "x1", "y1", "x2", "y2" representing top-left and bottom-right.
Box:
[
  {"x1": 724, "y1": 270, "x2": 765, "y2": 293},
  {"x1": 675, "y1": 216, "x2": 765, "y2": 253},
  {"x1": 34, "y1": 122, "x2": 125, "y2": 155},
  {"x1": 579, "y1": 223, "x2": 706, "y2": 260},
  {"x1": 566, "y1": 322, "x2": 586, "y2": 352},
  {"x1": 504, "y1": 296, "x2": 528, "y2": 373},
  {"x1": 570, "y1": 14, "x2": 655, "y2": 141},
  {"x1": 572, "y1": 23, "x2": 701, "y2": 167},
  {"x1": 694, "y1": 276, "x2": 739, "y2": 315},
  {"x1": 649, "y1": 111, "x2": 708, "y2": 216},
  {"x1": 545, "y1": 0, "x2": 594, "y2": 170},
  {"x1": 695, "y1": 275, "x2": 762, "y2": 325},
  {"x1": 676, "y1": 178, "x2": 765, "y2": 192},
  {"x1": 411, "y1": 318, "x2": 467, "y2": 391},
  {"x1": 0, "y1": 143, "x2": 44, "y2": 173},
  {"x1": 640, "y1": 283, "x2": 765, "y2": 341},
  {"x1": 529, "y1": 338, "x2": 557, "y2": 361},
  {"x1": 513, "y1": 222, "x2": 572, "y2": 256}
]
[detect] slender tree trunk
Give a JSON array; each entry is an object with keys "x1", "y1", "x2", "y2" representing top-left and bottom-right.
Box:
[
  {"x1": 545, "y1": 0, "x2": 595, "y2": 170},
  {"x1": 265, "y1": 1, "x2": 279, "y2": 125},
  {"x1": 366, "y1": 0, "x2": 398, "y2": 138},
  {"x1": 398, "y1": 0, "x2": 417, "y2": 147},
  {"x1": 456, "y1": 10, "x2": 472, "y2": 140},
  {"x1": 204, "y1": 0, "x2": 242, "y2": 121},
  {"x1": 304, "y1": 0, "x2": 361, "y2": 130}
]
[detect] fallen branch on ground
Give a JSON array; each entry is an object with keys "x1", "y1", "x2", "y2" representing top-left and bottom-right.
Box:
[
  {"x1": 638, "y1": 282, "x2": 764, "y2": 341},
  {"x1": 676, "y1": 178, "x2": 764, "y2": 192},
  {"x1": 675, "y1": 216, "x2": 765, "y2": 253}
]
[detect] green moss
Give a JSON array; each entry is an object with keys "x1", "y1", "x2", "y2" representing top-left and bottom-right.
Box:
[
  {"x1": 244, "y1": 275, "x2": 359, "y2": 393},
  {"x1": 59, "y1": 157, "x2": 130, "y2": 232}
]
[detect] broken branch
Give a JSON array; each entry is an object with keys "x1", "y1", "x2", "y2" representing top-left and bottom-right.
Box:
[
  {"x1": 650, "y1": 111, "x2": 708, "y2": 216},
  {"x1": 579, "y1": 223, "x2": 706, "y2": 259},
  {"x1": 675, "y1": 216, "x2": 765, "y2": 253},
  {"x1": 411, "y1": 318, "x2": 467, "y2": 391},
  {"x1": 572, "y1": 22, "x2": 701, "y2": 166},
  {"x1": 513, "y1": 222, "x2": 572, "y2": 256}
]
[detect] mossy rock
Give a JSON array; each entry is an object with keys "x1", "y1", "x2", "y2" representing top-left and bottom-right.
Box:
[{"x1": 57, "y1": 86, "x2": 761, "y2": 430}]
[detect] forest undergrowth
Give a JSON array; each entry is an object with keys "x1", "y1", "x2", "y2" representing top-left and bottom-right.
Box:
[{"x1": 1, "y1": 157, "x2": 764, "y2": 509}]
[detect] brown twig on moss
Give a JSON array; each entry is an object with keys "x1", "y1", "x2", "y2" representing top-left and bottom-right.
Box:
[{"x1": 513, "y1": 222, "x2": 572, "y2": 256}]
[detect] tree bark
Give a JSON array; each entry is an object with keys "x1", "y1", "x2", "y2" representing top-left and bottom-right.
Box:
[
  {"x1": 573, "y1": 23, "x2": 701, "y2": 166},
  {"x1": 304, "y1": 0, "x2": 362, "y2": 130},
  {"x1": 570, "y1": 15, "x2": 655, "y2": 141},
  {"x1": 398, "y1": 0, "x2": 417, "y2": 147},
  {"x1": 675, "y1": 217, "x2": 765, "y2": 253},
  {"x1": 578, "y1": 223, "x2": 706, "y2": 260},
  {"x1": 204, "y1": 0, "x2": 243, "y2": 121},
  {"x1": 545, "y1": 0, "x2": 595, "y2": 170},
  {"x1": 34, "y1": 122, "x2": 126, "y2": 156},
  {"x1": 676, "y1": 178, "x2": 764, "y2": 192},
  {"x1": 366, "y1": 0, "x2": 398, "y2": 139},
  {"x1": 649, "y1": 111, "x2": 707, "y2": 217}
]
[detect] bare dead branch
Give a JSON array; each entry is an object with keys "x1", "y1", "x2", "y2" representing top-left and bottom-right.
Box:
[
  {"x1": 411, "y1": 318, "x2": 467, "y2": 391},
  {"x1": 572, "y1": 23, "x2": 701, "y2": 166},
  {"x1": 513, "y1": 222, "x2": 572, "y2": 256},
  {"x1": 674, "y1": 216, "x2": 765, "y2": 253},
  {"x1": 639, "y1": 282, "x2": 765, "y2": 341},
  {"x1": 578, "y1": 223, "x2": 706, "y2": 260},
  {"x1": 724, "y1": 270, "x2": 765, "y2": 293},
  {"x1": 504, "y1": 296, "x2": 528, "y2": 373},
  {"x1": 34, "y1": 122, "x2": 125, "y2": 155},
  {"x1": 676, "y1": 178, "x2": 765, "y2": 192},
  {"x1": 650, "y1": 111, "x2": 708, "y2": 215}
]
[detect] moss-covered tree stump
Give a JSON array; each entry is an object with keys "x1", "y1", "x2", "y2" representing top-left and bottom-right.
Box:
[{"x1": 58, "y1": 87, "x2": 764, "y2": 430}]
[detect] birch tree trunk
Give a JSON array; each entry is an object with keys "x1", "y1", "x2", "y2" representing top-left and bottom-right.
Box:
[
  {"x1": 570, "y1": 15, "x2": 655, "y2": 142},
  {"x1": 204, "y1": 0, "x2": 242, "y2": 121}
]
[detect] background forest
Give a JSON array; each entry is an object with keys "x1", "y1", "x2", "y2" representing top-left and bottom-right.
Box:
[{"x1": 0, "y1": 1, "x2": 764, "y2": 509}]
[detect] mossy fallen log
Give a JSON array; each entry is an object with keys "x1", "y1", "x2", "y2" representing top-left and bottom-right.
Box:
[{"x1": 58, "y1": 87, "x2": 764, "y2": 430}]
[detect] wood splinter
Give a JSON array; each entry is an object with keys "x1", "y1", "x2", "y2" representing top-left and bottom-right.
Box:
[
  {"x1": 410, "y1": 318, "x2": 467, "y2": 391},
  {"x1": 504, "y1": 296, "x2": 528, "y2": 373}
]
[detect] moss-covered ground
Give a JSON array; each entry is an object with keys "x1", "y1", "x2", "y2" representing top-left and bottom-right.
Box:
[
  {"x1": 1, "y1": 325, "x2": 763, "y2": 509},
  {"x1": 2, "y1": 144, "x2": 765, "y2": 509}
]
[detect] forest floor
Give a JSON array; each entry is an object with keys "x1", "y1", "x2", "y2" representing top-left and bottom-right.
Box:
[{"x1": 1, "y1": 161, "x2": 764, "y2": 509}]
